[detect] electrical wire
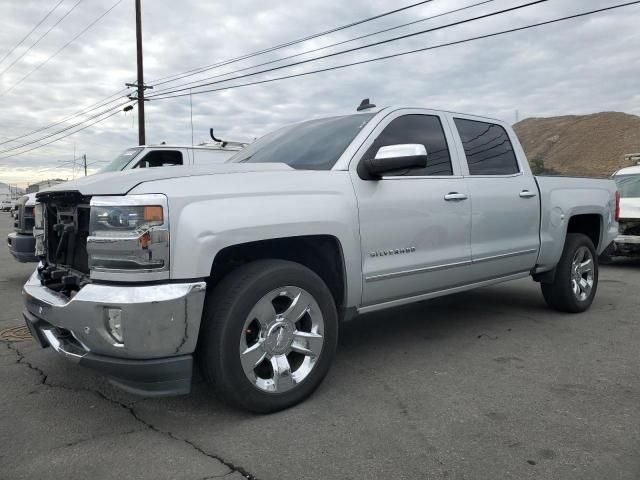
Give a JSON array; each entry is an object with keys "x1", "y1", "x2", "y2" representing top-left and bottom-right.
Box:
[
  {"x1": 148, "y1": 0, "x2": 437, "y2": 86},
  {"x1": 0, "y1": 0, "x2": 124, "y2": 97},
  {"x1": 149, "y1": 0, "x2": 497, "y2": 97},
  {"x1": 0, "y1": 100, "x2": 131, "y2": 155},
  {"x1": 0, "y1": 0, "x2": 66, "y2": 66},
  {"x1": 150, "y1": 0, "x2": 640, "y2": 101},
  {"x1": 0, "y1": 89, "x2": 129, "y2": 147},
  {"x1": 146, "y1": 0, "x2": 548, "y2": 99},
  {"x1": 0, "y1": 0, "x2": 84, "y2": 77},
  {"x1": 0, "y1": 108, "x2": 125, "y2": 160}
]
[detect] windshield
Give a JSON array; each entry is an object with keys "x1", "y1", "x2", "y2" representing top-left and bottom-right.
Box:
[
  {"x1": 614, "y1": 174, "x2": 640, "y2": 198},
  {"x1": 99, "y1": 147, "x2": 144, "y2": 173},
  {"x1": 230, "y1": 113, "x2": 376, "y2": 170}
]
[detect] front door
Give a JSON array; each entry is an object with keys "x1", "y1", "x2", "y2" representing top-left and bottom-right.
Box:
[{"x1": 350, "y1": 110, "x2": 473, "y2": 307}]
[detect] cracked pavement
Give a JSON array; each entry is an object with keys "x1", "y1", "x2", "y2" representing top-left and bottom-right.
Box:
[{"x1": 1, "y1": 214, "x2": 640, "y2": 479}]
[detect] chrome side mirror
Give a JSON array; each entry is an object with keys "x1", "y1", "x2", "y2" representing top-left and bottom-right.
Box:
[{"x1": 363, "y1": 144, "x2": 427, "y2": 178}]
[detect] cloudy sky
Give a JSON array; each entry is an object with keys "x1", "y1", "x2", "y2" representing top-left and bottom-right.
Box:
[{"x1": 0, "y1": 0, "x2": 638, "y2": 187}]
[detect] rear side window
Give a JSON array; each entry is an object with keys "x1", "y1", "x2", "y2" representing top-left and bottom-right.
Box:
[
  {"x1": 364, "y1": 114, "x2": 453, "y2": 176},
  {"x1": 134, "y1": 150, "x2": 183, "y2": 168},
  {"x1": 454, "y1": 118, "x2": 519, "y2": 175}
]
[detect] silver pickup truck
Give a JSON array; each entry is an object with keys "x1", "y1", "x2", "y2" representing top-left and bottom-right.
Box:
[{"x1": 22, "y1": 106, "x2": 618, "y2": 412}]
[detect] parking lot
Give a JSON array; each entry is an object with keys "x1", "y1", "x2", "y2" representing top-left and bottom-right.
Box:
[{"x1": 0, "y1": 211, "x2": 638, "y2": 480}]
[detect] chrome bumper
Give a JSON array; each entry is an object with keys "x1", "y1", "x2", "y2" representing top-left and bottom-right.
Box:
[
  {"x1": 614, "y1": 234, "x2": 640, "y2": 245},
  {"x1": 22, "y1": 269, "x2": 207, "y2": 359}
]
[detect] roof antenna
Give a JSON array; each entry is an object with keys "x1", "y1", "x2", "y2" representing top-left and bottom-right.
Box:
[
  {"x1": 357, "y1": 98, "x2": 376, "y2": 112},
  {"x1": 209, "y1": 128, "x2": 222, "y2": 142}
]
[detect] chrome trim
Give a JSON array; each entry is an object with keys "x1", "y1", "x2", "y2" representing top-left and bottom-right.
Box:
[
  {"x1": 380, "y1": 175, "x2": 464, "y2": 180},
  {"x1": 42, "y1": 328, "x2": 86, "y2": 363},
  {"x1": 471, "y1": 248, "x2": 538, "y2": 264},
  {"x1": 359, "y1": 271, "x2": 530, "y2": 314},
  {"x1": 365, "y1": 248, "x2": 537, "y2": 282},
  {"x1": 366, "y1": 259, "x2": 472, "y2": 282},
  {"x1": 615, "y1": 235, "x2": 640, "y2": 244}
]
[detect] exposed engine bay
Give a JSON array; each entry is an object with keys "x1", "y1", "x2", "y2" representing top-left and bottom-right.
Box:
[{"x1": 36, "y1": 191, "x2": 92, "y2": 296}]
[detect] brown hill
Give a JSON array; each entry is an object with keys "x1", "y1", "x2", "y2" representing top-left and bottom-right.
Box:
[{"x1": 513, "y1": 112, "x2": 640, "y2": 177}]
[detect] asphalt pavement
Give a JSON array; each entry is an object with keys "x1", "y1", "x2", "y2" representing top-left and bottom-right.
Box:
[{"x1": 1, "y1": 212, "x2": 638, "y2": 480}]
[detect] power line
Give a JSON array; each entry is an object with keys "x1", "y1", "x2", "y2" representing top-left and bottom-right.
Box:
[
  {"x1": 0, "y1": 0, "x2": 66, "y2": 66},
  {"x1": 148, "y1": 0, "x2": 437, "y2": 87},
  {"x1": 146, "y1": 0, "x2": 548, "y2": 99},
  {"x1": 150, "y1": 0, "x2": 497, "y2": 97},
  {"x1": 0, "y1": 89, "x2": 129, "y2": 147},
  {"x1": 0, "y1": 0, "x2": 84, "y2": 78},
  {"x1": 0, "y1": 0, "x2": 124, "y2": 97},
  {"x1": 0, "y1": 100, "x2": 131, "y2": 155},
  {"x1": 150, "y1": 0, "x2": 640, "y2": 101},
  {"x1": 0, "y1": 108, "x2": 125, "y2": 160}
]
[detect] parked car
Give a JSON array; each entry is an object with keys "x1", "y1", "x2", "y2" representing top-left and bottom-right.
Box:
[
  {"x1": 1, "y1": 199, "x2": 13, "y2": 211},
  {"x1": 607, "y1": 166, "x2": 640, "y2": 257},
  {"x1": 7, "y1": 194, "x2": 37, "y2": 262},
  {"x1": 23, "y1": 105, "x2": 618, "y2": 413}
]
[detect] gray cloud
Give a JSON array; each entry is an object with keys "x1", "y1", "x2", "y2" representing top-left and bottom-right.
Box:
[{"x1": 0, "y1": 0, "x2": 638, "y2": 186}]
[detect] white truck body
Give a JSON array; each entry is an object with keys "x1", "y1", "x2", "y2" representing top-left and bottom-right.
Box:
[
  {"x1": 22, "y1": 106, "x2": 618, "y2": 410},
  {"x1": 610, "y1": 166, "x2": 640, "y2": 256}
]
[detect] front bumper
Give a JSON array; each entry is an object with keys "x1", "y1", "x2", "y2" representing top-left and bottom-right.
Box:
[
  {"x1": 7, "y1": 232, "x2": 37, "y2": 263},
  {"x1": 22, "y1": 269, "x2": 207, "y2": 395}
]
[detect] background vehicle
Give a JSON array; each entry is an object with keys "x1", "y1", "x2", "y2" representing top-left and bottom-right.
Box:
[
  {"x1": 1, "y1": 199, "x2": 13, "y2": 211},
  {"x1": 23, "y1": 105, "x2": 618, "y2": 413},
  {"x1": 607, "y1": 166, "x2": 640, "y2": 257},
  {"x1": 7, "y1": 194, "x2": 37, "y2": 262},
  {"x1": 99, "y1": 139, "x2": 248, "y2": 173}
]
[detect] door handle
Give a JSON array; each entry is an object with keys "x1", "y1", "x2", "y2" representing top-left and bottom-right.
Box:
[
  {"x1": 519, "y1": 190, "x2": 537, "y2": 198},
  {"x1": 444, "y1": 192, "x2": 468, "y2": 201}
]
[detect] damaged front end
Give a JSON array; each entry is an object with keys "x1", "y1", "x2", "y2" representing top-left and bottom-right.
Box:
[{"x1": 23, "y1": 190, "x2": 207, "y2": 396}]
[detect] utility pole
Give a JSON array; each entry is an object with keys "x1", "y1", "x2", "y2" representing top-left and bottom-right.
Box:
[
  {"x1": 126, "y1": 0, "x2": 152, "y2": 145},
  {"x1": 83, "y1": 154, "x2": 87, "y2": 176}
]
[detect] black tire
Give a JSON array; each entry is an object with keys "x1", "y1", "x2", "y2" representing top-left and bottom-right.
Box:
[
  {"x1": 541, "y1": 233, "x2": 599, "y2": 313},
  {"x1": 197, "y1": 259, "x2": 338, "y2": 413}
]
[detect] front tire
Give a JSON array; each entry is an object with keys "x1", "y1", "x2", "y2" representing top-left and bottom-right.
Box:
[
  {"x1": 541, "y1": 233, "x2": 599, "y2": 313},
  {"x1": 198, "y1": 259, "x2": 338, "y2": 413}
]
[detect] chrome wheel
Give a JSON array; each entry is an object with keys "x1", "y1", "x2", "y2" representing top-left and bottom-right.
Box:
[
  {"x1": 239, "y1": 286, "x2": 324, "y2": 393},
  {"x1": 571, "y1": 246, "x2": 594, "y2": 301}
]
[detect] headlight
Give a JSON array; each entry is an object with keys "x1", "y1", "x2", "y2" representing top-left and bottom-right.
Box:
[{"x1": 87, "y1": 194, "x2": 169, "y2": 281}]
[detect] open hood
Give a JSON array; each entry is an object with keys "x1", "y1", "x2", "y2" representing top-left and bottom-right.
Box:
[{"x1": 36, "y1": 162, "x2": 293, "y2": 198}]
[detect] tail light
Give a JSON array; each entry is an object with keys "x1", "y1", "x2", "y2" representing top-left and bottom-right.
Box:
[{"x1": 615, "y1": 190, "x2": 620, "y2": 222}]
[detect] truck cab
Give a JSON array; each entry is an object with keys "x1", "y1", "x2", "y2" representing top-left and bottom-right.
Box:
[{"x1": 98, "y1": 141, "x2": 247, "y2": 173}]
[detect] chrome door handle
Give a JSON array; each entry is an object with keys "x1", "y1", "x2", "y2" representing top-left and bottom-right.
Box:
[
  {"x1": 444, "y1": 192, "x2": 468, "y2": 201},
  {"x1": 519, "y1": 190, "x2": 537, "y2": 198}
]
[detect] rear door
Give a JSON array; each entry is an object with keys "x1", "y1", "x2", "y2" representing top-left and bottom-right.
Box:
[
  {"x1": 449, "y1": 115, "x2": 540, "y2": 280},
  {"x1": 350, "y1": 109, "x2": 473, "y2": 307}
]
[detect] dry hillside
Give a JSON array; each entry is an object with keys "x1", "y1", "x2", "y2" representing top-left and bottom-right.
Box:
[{"x1": 513, "y1": 112, "x2": 640, "y2": 177}]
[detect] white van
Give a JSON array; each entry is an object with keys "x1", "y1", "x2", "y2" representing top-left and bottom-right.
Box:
[{"x1": 99, "y1": 141, "x2": 247, "y2": 173}]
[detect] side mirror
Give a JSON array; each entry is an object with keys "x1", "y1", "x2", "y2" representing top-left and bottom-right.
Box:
[{"x1": 363, "y1": 144, "x2": 427, "y2": 178}]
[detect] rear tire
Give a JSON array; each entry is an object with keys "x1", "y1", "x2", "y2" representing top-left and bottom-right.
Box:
[
  {"x1": 198, "y1": 259, "x2": 338, "y2": 413},
  {"x1": 541, "y1": 233, "x2": 598, "y2": 313}
]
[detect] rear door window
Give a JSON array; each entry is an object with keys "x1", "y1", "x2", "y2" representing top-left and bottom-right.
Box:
[{"x1": 454, "y1": 118, "x2": 520, "y2": 175}]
